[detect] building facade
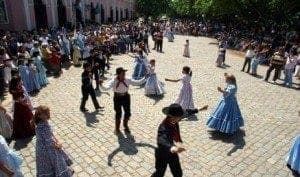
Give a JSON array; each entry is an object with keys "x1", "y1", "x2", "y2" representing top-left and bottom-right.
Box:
[{"x1": 0, "y1": 0, "x2": 136, "y2": 31}]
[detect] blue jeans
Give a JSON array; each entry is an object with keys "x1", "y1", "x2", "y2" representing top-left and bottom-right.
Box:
[
  {"x1": 251, "y1": 59, "x2": 260, "y2": 74},
  {"x1": 284, "y1": 69, "x2": 293, "y2": 87}
]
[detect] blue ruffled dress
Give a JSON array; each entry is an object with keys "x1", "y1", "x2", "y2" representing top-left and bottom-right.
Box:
[
  {"x1": 132, "y1": 55, "x2": 147, "y2": 80},
  {"x1": 206, "y1": 84, "x2": 244, "y2": 134},
  {"x1": 33, "y1": 56, "x2": 49, "y2": 86},
  {"x1": 287, "y1": 134, "x2": 300, "y2": 175},
  {"x1": 0, "y1": 135, "x2": 23, "y2": 177},
  {"x1": 18, "y1": 65, "x2": 31, "y2": 92}
]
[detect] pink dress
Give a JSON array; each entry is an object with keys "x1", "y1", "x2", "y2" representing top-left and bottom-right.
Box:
[{"x1": 175, "y1": 74, "x2": 194, "y2": 110}]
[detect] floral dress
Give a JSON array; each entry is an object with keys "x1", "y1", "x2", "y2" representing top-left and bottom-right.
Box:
[{"x1": 36, "y1": 122, "x2": 73, "y2": 177}]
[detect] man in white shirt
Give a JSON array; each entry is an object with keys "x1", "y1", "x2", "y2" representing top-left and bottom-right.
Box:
[
  {"x1": 241, "y1": 45, "x2": 255, "y2": 73},
  {"x1": 100, "y1": 67, "x2": 146, "y2": 135}
]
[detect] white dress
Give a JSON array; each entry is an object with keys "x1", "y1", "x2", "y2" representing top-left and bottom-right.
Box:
[
  {"x1": 175, "y1": 74, "x2": 195, "y2": 110},
  {"x1": 183, "y1": 43, "x2": 190, "y2": 57},
  {"x1": 145, "y1": 65, "x2": 165, "y2": 95}
]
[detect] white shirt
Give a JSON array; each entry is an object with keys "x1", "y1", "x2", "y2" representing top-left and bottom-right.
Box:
[
  {"x1": 101, "y1": 77, "x2": 146, "y2": 93},
  {"x1": 245, "y1": 50, "x2": 255, "y2": 58}
]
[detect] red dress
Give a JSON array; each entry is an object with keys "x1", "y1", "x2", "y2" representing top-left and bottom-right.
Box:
[{"x1": 12, "y1": 92, "x2": 35, "y2": 139}]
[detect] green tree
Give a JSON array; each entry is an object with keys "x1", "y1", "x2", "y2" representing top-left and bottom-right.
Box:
[{"x1": 136, "y1": 0, "x2": 172, "y2": 18}]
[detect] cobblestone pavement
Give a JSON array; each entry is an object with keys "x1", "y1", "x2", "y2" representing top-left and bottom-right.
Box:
[{"x1": 4, "y1": 35, "x2": 300, "y2": 177}]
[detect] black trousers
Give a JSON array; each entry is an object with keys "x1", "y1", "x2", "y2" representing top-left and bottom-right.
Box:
[
  {"x1": 265, "y1": 64, "x2": 282, "y2": 81},
  {"x1": 113, "y1": 94, "x2": 131, "y2": 120},
  {"x1": 152, "y1": 148, "x2": 183, "y2": 177},
  {"x1": 98, "y1": 61, "x2": 106, "y2": 77},
  {"x1": 242, "y1": 57, "x2": 252, "y2": 73},
  {"x1": 156, "y1": 40, "x2": 163, "y2": 52},
  {"x1": 80, "y1": 85, "x2": 100, "y2": 109}
]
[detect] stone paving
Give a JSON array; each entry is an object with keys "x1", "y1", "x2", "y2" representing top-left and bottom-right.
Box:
[{"x1": 3, "y1": 35, "x2": 300, "y2": 177}]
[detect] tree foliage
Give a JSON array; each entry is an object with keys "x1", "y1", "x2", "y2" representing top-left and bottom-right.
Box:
[
  {"x1": 136, "y1": 0, "x2": 171, "y2": 18},
  {"x1": 136, "y1": 0, "x2": 300, "y2": 28}
]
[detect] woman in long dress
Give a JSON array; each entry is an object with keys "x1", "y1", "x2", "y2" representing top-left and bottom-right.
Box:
[
  {"x1": 183, "y1": 40, "x2": 190, "y2": 58},
  {"x1": 286, "y1": 134, "x2": 300, "y2": 176},
  {"x1": 0, "y1": 135, "x2": 23, "y2": 177},
  {"x1": 145, "y1": 59, "x2": 165, "y2": 96},
  {"x1": 27, "y1": 59, "x2": 41, "y2": 93},
  {"x1": 32, "y1": 52, "x2": 48, "y2": 87},
  {"x1": 216, "y1": 48, "x2": 226, "y2": 67},
  {"x1": 72, "y1": 42, "x2": 81, "y2": 67},
  {"x1": 0, "y1": 105, "x2": 13, "y2": 139},
  {"x1": 9, "y1": 76, "x2": 35, "y2": 139},
  {"x1": 206, "y1": 73, "x2": 244, "y2": 134},
  {"x1": 165, "y1": 66, "x2": 194, "y2": 110},
  {"x1": 34, "y1": 106, "x2": 73, "y2": 177},
  {"x1": 167, "y1": 29, "x2": 175, "y2": 42},
  {"x1": 132, "y1": 49, "x2": 148, "y2": 80},
  {"x1": 18, "y1": 60, "x2": 31, "y2": 93}
]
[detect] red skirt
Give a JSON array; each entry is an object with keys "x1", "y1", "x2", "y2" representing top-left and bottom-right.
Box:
[{"x1": 12, "y1": 102, "x2": 35, "y2": 139}]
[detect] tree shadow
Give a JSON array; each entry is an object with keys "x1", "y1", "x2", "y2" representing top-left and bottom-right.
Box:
[
  {"x1": 208, "y1": 129, "x2": 246, "y2": 156},
  {"x1": 13, "y1": 136, "x2": 34, "y2": 151},
  {"x1": 146, "y1": 94, "x2": 164, "y2": 105},
  {"x1": 84, "y1": 112, "x2": 102, "y2": 127},
  {"x1": 107, "y1": 133, "x2": 156, "y2": 166}
]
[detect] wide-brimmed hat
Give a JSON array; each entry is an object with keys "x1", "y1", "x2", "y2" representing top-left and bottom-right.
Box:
[
  {"x1": 162, "y1": 103, "x2": 187, "y2": 118},
  {"x1": 115, "y1": 67, "x2": 127, "y2": 75}
]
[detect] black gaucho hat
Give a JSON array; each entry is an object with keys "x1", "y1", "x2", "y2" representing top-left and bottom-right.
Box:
[
  {"x1": 115, "y1": 67, "x2": 127, "y2": 75},
  {"x1": 162, "y1": 103, "x2": 187, "y2": 118}
]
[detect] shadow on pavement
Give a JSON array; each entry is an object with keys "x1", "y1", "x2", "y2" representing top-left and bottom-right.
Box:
[
  {"x1": 146, "y1": 94, "x2": 164, "y2": 105},
  {"x1": 208, "y1": 129, "x2": 246, "y2": 156},
  {"x1": 84, "y1": 112, "x2": 102, "y2": 127},
  {"x1": 13, "y1": 136, "x2": 34, "y2": 151},
  {"x1": 107, "y1": 133, "x2": 156, "y2": 166}
]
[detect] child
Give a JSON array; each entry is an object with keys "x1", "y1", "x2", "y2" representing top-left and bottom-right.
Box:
[
  {"x1": 9, "y1": 76, "x2": 35, "y2": 139},
  {"x1": 283, "y1": 47, "x2": 298, "y2": 88},
  {"x1": 34, "y1": 106, "x2": 74, "y2": 176},
  {"x1": 165, "y1": 66, "x2": 195, "y2": 110},
  {"x1": 250, "y1": 46, "x2": 267, "y2": 76},
  {"x1": 286, "y1": 134, "x2": 300, "y2": 176},
  {"x1": 80, "y1": 63, "x2": 102, "y2": 112},
  {"x1": 3, "y1": 57, "x2": 15, "y2": 91},
  {"x1": 18, "y1": 60, "x2": 31, "y2": 93},
  {"x1": 183, "y1": 40, "x2": 190, "y2": 58},
  {"x1": 0, "y1": 105, "x2": 13, "y2": 139},
  {"x1": 207, "y1": 73, "x2": 244, "y2": 134},
  {"x1": 32, "y1": 51, "x2": 48, "y2": 87},
  {"x1": 28, "y1": 59, "x2": 41, "y2": 93},
  {"x1": 0, "y1": 135, "x2": 23, "y2": 177},
  {"x1": 216, "y1": 48, "x2": 226, "y2": 67},
  {"x1": 131, "y1": 49, "x2": 148, "y2": 80},
  {"x1": 151, "y1": 103, "x2": 186, "y2": 177},
  {"x1": 145, "y1": 59, "x2": 165, "y2": 96},
  {"x1": 50, "y1": 42, "x2": 62, "y2": 76}
]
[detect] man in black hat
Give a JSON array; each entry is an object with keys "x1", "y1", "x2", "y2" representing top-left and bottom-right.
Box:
[
  {"x1": 100, "y1": 67, "x2": 146, "y2": 135},
  {"x1": 151, "y1": 103, "x2": 186, "y2": 177},
  {"x1": 80, "y1": 63, "x2": 103, "y2": 112}
]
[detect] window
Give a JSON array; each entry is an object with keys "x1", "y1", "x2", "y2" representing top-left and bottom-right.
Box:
[{"x1": 0, "y1": 0, "x2": 8, "y2": 24}]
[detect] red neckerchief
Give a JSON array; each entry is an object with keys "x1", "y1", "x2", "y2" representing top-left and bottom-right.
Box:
[
  {"x1": 116, "y1": 77, "x2": 128, "y2": 88},
  {"x1": 165, "y1": 118, "x2": 180, "y2": 142}
]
